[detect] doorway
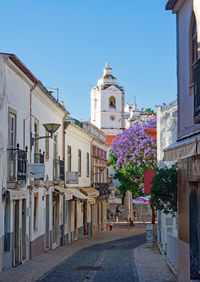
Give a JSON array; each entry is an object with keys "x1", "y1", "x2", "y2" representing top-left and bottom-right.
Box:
[
  {"x1": 83, "y1": 202, "x2": 87, "y2": 235},
  {"x1": 52, "y1": 193, "x2": 59, "y2": 249},
  {"x1": 13, "y1": 200, "x2": 20, "y2": 266},
  {"x1": 21, "y1": 199, "x2": 26, "y2": 262},
  {"x1": 189, "y1": 182, "x2": 200, "y2": 279},
  {"x1": 46, "y1": 195, "x2": 50, "y2": 249}
]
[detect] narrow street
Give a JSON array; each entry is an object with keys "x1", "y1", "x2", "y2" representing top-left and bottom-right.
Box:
[
  {"x1": 37, "y1": 225, "x2": 145, "y2": 282},
  {"x1": 0, "y1": 224, "x2": 145, "y2": 282}
]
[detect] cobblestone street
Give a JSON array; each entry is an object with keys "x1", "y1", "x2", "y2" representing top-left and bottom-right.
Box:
[{"x1": 0, "y1": 223, "x2": 176, "y2": 282}]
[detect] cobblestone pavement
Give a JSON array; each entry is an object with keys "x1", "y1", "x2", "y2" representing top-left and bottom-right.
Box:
[
  {"x1": 38, "y1": 232, "x2": 145, "y2": 282},
  {"x1": 0, "y1": 223, "x2": 145, "y2": 282},
  {"x1": 134, "y1": 243, "x2": 177, "y2": 282},
  {"x1": 0, "y1": 223, "x2": 177, "y2": 282}
]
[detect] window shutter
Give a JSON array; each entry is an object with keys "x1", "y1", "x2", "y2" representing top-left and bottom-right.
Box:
[{"x1": 194, "y1": 59, "x2": 200, "y2": 123}]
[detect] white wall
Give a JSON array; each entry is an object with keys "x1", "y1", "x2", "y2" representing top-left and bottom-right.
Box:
[
  {"x1": 177, "y1": 0, "x2": 200, "y2": 138},
  {"x1": 65, "y1": 124, "x2": 92, "y2": 187}
]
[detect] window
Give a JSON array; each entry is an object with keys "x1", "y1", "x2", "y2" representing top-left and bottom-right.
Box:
[
  {"x1": 190, "y1": 13, "x2": 198, "y2": 83},
  {"x1": 8, "y1": 110, "x2": 16, "y2": 149},
  {"x1": 78, "y1": 150, "x2": 81, "y2": 176},
  {"x1": 8, "y1": 109, "x2": 17, "y2": 181},
  {"x1": 109, "y1": 96, "x2": 116, "y2": 108},
  {"x1": 67, "y1": 146, "x2": 72, "y2": 172},
  {"x1": 87, "y1": 152, "x2": 89, "y2": 177},
  {"x1": 45, "y1": 129, "x2": 49, "y2": 159},
  {"x1": 33, "y1": 193, "x2": 39, "y2": 231},
  {"x1": 34, "y1": 122, "x2": 39, "y2": 158}
]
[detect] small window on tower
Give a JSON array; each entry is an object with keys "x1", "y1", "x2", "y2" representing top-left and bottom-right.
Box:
[{"x1": 109, "y1": 96, "x2": 116, "y2": 108}]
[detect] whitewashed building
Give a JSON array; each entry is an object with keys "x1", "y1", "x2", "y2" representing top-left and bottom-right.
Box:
[
  {"x1": 0, "y1": 53, "x2": 70, "y2": 271},
  {"x1": 165, "y1": 0, "x2": 200, "y2": 280},
  {"x1": 124, "y1": 103, "x2": 155, "y2": 129},
  {"x1": 64, "y1": 117, "x2": 109, "y2": 241},
  {"x1": 157, "y1": 100, "x2": 178, "y2": 274}
]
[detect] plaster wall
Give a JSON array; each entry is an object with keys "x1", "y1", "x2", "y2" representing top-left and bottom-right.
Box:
[
  {"x1": 0, "y1": 56, "x2": 32, "y2": 270},
  {"x1": 157, "y1": 100, "x2": 177, "y2": 167},
  {"x1": 65, "y1": 124, "x2": 92, "y2": 187},
  {"x1": 177, "y1": 0, "x2": 200, "y2": 138},
  {"x1": 31, "y1": 87, "x2": 65, "y2": 181}
]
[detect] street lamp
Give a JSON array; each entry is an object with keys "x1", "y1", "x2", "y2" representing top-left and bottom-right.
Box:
[{"x1": 31, "y1": 123, "x2": 60, "y2": 147}]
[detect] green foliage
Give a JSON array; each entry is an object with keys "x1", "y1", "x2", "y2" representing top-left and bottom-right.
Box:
[
  {"x1": 110, "y1": 153, "x2": 145, "y2": 198},
  {"x1": 150, "y1": 165, "x2": 177, "y2": 216},
  {"x1": 145, "y1": 108, "x2": 156, "y2": 115}
]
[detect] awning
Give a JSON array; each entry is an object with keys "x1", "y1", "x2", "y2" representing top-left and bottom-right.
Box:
[
  {"x1": 163, "y1": 134, "x2": 200, "y2": 161},
  {"x1": 80, "y1": 187, "x2": 99, "y2": 198},
  {"x1": 7, "y1": 188, "x2": 27, "y2": 200},
  {"x1": 133, "y1": 196, "x2": 151, "y2": 205},
  {"x1": 67, "y1": 187, "x2": 92, "y2": 201},
  {"x1": 54, "y1": 185, "x2": 73, "y2": 200}
]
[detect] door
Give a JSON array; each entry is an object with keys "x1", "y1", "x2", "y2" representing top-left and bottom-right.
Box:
[
  {"x1": 46, "y1": 195, "x2": 50, "y2": 249},
  {"x1": 13, "y1": 200, "x2": 21, "y2": 266},
  {"x1": 22, "y1": 199, "x2": 26, "y2": 261},
  {"x1": 83, "y1": 202, "x2": 87, "y2": 235},
  {"x1": 74, "y1": 201, "x2": 77, "y2": 240},
  {"x1": 189, "y1": 182, "x2": 200, "y2": 279},
  {"x1": 52, "y1": 194, "x2": 59, "y2": 248}
]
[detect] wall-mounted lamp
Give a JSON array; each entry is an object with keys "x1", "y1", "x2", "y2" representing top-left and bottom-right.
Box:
[
  {"x1": 92, "y1": 164, "x2": 106, "y2": 176},
  {"x1": 31, "y1": 123, "x2": 60, "y2": 147}
]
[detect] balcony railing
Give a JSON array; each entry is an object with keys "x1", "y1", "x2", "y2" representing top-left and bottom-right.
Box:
[
  {"x1": 7, "y1": 144, "x2": 28, "y2": 183},
  {"x1": 34, "y1": 150, "x2": 44, "y2": 164},
  {"x1": 94, "y1": 183, "x2": 110, "y2": 197},
  {"x1": 53, "y1": 157, "x2": 64, "y2": 181}
]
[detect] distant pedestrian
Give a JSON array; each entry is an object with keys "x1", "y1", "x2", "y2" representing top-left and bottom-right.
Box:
[
  {"x1": 109, "y1": 219, "x2": 113, "y2": 230},
  {"x1": 115, "y1": 205, "x2": 121, "y2": 216}
]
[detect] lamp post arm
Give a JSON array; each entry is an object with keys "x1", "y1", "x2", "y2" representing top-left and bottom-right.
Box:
[{"x1": 31, "y1": 135, "x2": 53, "y2": 146}]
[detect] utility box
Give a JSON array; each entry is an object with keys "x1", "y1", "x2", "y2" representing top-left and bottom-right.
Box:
[{"x1": 146, "y1": 223, "x2": 154, "y2": 248}]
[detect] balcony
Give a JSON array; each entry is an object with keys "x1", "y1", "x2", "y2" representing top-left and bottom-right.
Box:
[
  {"x1": 94, "y1": 183, "x2": 110, "y2": 197},
  {"x1": 7, "y1": 144, "x2": 28, "y2": 183},
  {"x1": 53, "y1": 157, "x2": 64, "y2": 182},
  {"x1": 34, "y1": 150, "x2": 44, "y2": 164}
]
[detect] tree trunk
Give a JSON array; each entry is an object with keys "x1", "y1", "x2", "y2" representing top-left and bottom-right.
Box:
[{"x1": 151, "y1": 205, "x2": 156, "y2": 224}]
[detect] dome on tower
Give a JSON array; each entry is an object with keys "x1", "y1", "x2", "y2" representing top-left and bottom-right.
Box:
[{"x1": 97, "y1": 63, "x2": 118, "y2": 87}]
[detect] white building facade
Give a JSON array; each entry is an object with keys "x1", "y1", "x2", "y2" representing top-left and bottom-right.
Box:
[
  {"x1": 0, "y1": 53, "x2": 69, "y2": 271},
  {"x1": 157, "y1": 100, "x2": 178, "y2": 274},
  {"x1": 165, "y1": 1, "x2": 200, "y2": 280}
]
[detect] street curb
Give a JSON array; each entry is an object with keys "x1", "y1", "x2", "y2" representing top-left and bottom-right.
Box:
[{"x1": 157, "y1": 242, "x2": 178, "y2": 279}]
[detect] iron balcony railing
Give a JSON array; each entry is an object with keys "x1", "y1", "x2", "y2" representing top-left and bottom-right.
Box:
[
  {"x1": 34, "y1": 150, "x2": 44, "y2": 164},
  {"x1": 7, "y1": 144, "x2": 28, "y2": 183},
  {"x1": 94, "y1": 183, "x2": 110, "y2": 197},
  {"x1": 53, "y1": 157, "x2": 64, "y2": 181}
]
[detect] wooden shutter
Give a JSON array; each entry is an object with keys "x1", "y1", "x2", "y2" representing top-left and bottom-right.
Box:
[{"x1": 194, "y1": 59, "x2": 200, "y2": 123}]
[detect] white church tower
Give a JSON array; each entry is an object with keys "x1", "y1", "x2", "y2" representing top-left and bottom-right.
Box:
[{"x1": 91, "y1": 63, "x2": 125, "y2": 142}]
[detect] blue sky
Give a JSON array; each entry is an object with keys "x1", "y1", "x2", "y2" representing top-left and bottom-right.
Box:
[{"x1": 0, "y1": 0, "x2": 176, "y2": 120}]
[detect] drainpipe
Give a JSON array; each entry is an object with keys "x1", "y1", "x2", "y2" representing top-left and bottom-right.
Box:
[
  {"x1": 30, "y1": 82, "x2": 37, "y2": 163},
  {"x1": 62, "y1": 113, "x2": 68, "y2": 245},
  {"x1": 29, "y1": 82, "x2": 37, "y2": 259}
]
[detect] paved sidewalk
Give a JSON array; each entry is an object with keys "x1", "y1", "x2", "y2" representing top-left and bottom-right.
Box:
[
  {"x1": 0, "y1": 223, "x2": 145, "y2": 282},
  {"x1": 0, "y1": 223, "x2": 177, "y2": 282},
  {"x1": 134, "y1": 243, "x2": 177, "y2": 281}
]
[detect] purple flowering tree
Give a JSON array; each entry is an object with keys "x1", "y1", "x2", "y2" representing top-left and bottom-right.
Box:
[{"x1": 109, "y1": 118, "x2": 157, "y2": 198}]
